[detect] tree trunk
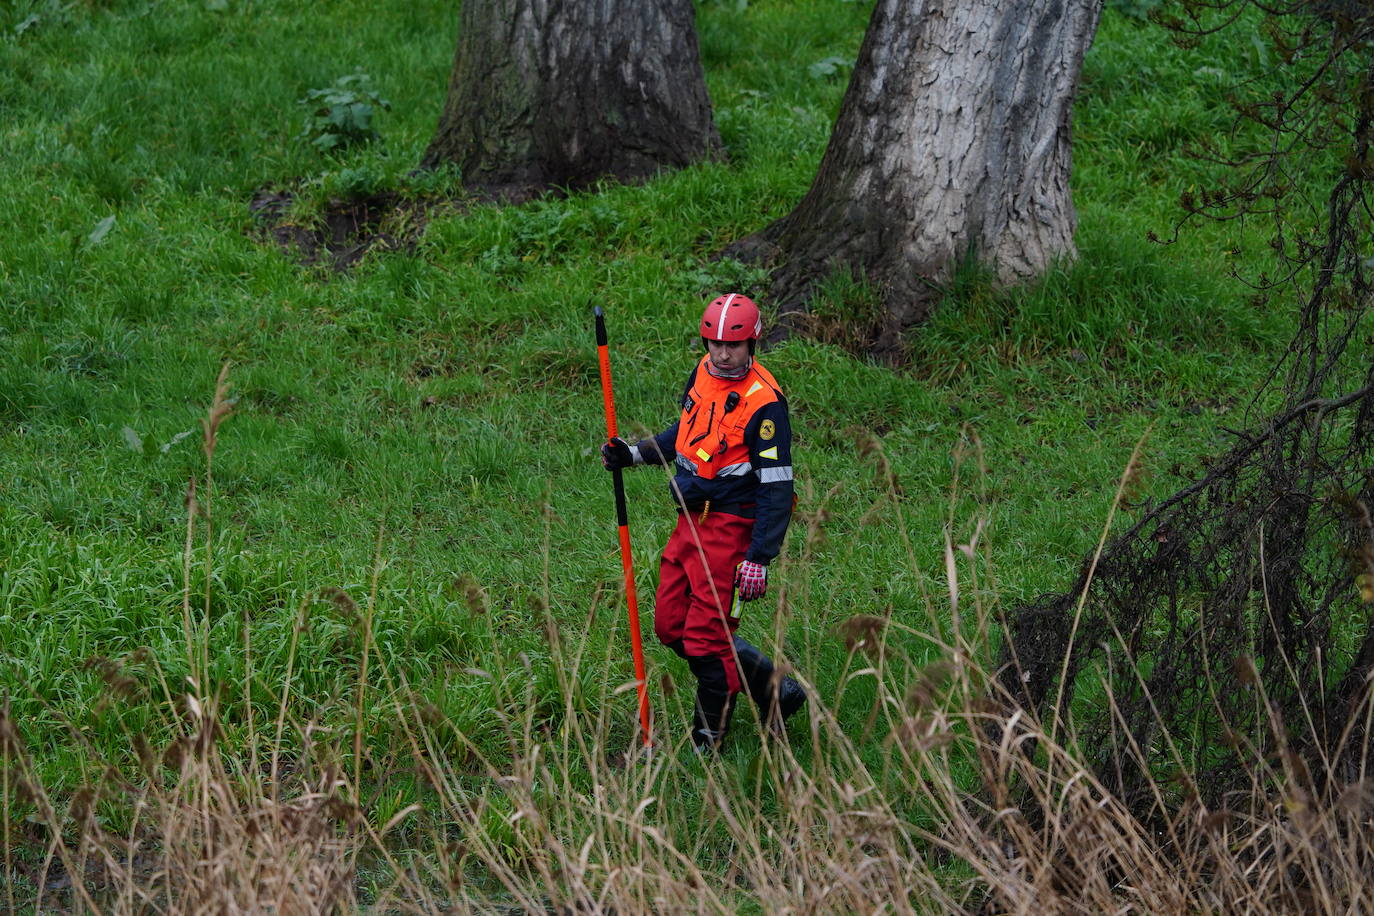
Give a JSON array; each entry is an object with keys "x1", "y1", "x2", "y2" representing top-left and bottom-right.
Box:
[
  {"x1": 747, "y1": 0, "x2": 1103, "y2": 358},
  {"x1": 421, "y1": 0, "x2": 722, "y2": 201}
]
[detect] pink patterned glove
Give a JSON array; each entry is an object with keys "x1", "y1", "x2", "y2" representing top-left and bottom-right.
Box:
[{"x1": 735, "y1": 560, "x2": 768, "y2": 601}]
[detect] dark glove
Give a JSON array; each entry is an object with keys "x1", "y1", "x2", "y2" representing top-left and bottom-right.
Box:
[
  {"x1": 735, "y1": 560, "x2": 768, "y2": 601},
  {"x1": 601, "y1": 436, "x2": 640, "y2": 470}
]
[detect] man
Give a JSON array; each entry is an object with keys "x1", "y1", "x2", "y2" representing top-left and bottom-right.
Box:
[{"x1": 602, "y1": 293, "x2": 807, "y2": 751}]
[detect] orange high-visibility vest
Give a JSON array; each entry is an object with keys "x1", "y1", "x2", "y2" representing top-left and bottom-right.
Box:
[{"x1": 674, "y1": 356, "x2": 782, "y2": 480}]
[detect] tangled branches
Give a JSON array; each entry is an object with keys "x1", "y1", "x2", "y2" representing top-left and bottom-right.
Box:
[{"x1": 1005, "y1": 0, "x2": 1374, "y2": 814}]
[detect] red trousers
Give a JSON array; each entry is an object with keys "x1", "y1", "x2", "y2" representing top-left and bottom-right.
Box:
[{"x1": 653, "y1": 510, "x2": 752, "y2": 694}]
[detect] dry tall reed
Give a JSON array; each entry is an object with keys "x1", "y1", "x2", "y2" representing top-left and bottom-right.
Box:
[{"x1": 5, "y1": 377, "x2": 1372, "y2": 914}]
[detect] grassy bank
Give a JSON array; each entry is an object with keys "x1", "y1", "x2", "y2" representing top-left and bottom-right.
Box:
[{"x1": 0, "y1": 0, "x2": 1322, "y2": 909}]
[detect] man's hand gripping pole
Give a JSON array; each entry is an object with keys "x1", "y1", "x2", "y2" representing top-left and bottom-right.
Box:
[{"x1": 594, "y1": 306, "x2": 653, "y2": 749}]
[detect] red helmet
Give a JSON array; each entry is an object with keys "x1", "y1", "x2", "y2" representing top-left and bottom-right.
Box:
[{"x1": 700, "y1": 293, "x2": 762, "y2": 342}]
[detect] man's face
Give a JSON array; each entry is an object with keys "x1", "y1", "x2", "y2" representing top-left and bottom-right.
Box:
[{"x1": 706, "y1": 338, "x2": 750, "y2": 373}]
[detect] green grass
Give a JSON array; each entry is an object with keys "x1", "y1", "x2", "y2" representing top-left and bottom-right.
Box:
[{"x1": 0, "y1": 0, "x2": 1319, "y2": 900}]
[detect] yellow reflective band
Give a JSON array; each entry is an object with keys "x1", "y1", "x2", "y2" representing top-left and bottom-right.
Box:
[
  {"x1": 746, "y1": 381, "x2": 763, "y2": 397},
  {"x1": 696, "y1": 448, "x2": 711, "y2": 462},
  {"x1": 759, "y1": 446, "x2": 778, "y2": 460}
]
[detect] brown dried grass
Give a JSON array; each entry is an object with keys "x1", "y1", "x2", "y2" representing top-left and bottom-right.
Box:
[{"x1": 5, "y1": 374, "x2": 1373, "y2": 914}]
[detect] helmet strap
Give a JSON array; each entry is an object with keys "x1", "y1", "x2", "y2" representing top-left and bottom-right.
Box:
[{"x1": 704, "y1": 357, "x2": 751, "y2": 380}]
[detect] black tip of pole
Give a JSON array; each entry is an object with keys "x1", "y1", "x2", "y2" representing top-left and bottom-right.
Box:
[{"x1": 594, "y1": 305, "x2": 608, "y2": 345}]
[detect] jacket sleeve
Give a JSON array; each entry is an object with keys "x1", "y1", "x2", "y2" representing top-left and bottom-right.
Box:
[
  {"x1": 743, "y1": 397, "x2": 794, "y2": 564},
  {"x1": 638, "y1": 423, "x2": 677, "y2": 466}
]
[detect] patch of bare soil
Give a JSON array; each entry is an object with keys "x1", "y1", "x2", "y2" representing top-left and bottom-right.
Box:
[{"x1": 249, "y1": 188, "x2": 442, "y2": 272}]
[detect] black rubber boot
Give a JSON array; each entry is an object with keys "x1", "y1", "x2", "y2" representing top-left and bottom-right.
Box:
[
  {"x1": 687, "y1": 655, "x2": 736, "y2": 752},
  {"x1": 732, "y1": 636, "x2": 807, "y2": 733},
  {"x1": 691, "y1": 686, "x2": 736, "y2": 752}
]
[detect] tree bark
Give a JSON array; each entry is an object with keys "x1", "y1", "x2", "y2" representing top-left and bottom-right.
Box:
[
  {"x1": 747, "y1": 0, "x2": 1103, "y2": 358},
  {"x1": 421, "y1": 0, "x2": 722, "y2": 201}
]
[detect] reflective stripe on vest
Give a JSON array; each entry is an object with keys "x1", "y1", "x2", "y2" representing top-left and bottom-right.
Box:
[{"x1": 716, "y1": 461, "x2": 753, "y2": 478}]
